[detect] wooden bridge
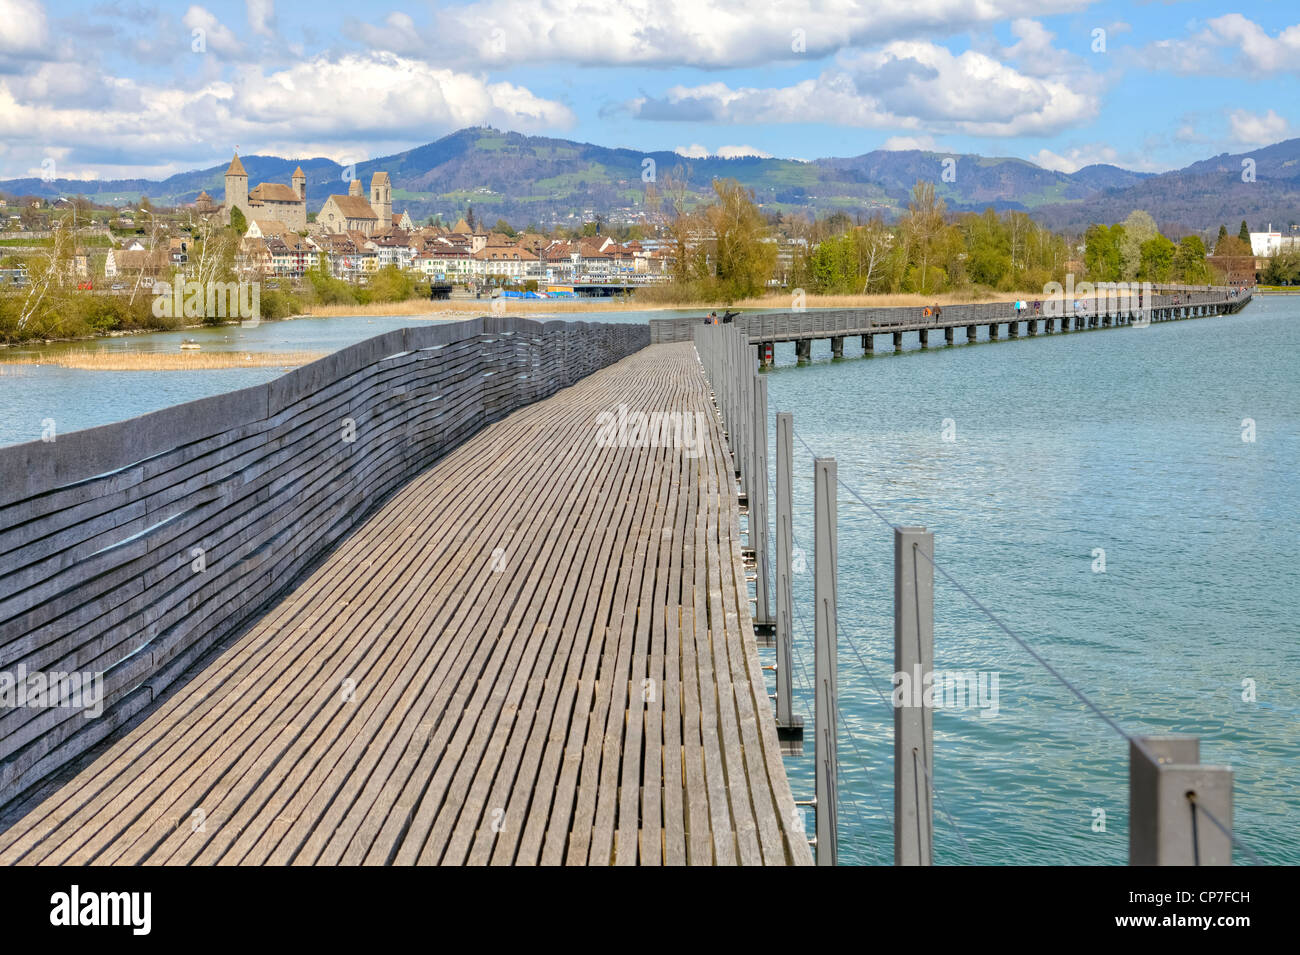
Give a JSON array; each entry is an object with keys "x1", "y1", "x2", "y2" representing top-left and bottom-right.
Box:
[
  {"x1": 0, "y1": 319, "x2": 810, "y2": 866},
  {"x1": 650, "y1": 284, "x2": 1255, "y2": 360}
]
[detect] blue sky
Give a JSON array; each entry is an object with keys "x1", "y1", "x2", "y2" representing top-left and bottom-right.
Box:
[{"x1": 1, "y1": 0, "x2": 1295, "y2": 181}]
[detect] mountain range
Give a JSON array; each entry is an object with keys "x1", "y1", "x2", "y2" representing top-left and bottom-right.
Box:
[{"x1": 4, "y1": 127, "x2": 1299, "y2": 237}]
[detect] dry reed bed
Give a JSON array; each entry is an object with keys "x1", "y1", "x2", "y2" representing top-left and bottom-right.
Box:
[
  {"x1": 0, "y1": 351, "x2": 325, "y2": 371},
  {"x1": 300, "y1": 291, "x2": 1040, "y2": 318}
]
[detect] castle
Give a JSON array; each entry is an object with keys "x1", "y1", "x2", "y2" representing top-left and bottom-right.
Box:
[{"x1": 222, "y1": 153, "x2": 307, "y2": 231}]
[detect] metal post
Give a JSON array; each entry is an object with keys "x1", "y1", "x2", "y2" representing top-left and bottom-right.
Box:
[
  {"x1": 1130, "y1": 736, "x2": 1233, "y2": 865},
  {"x1": 814, "y1": 458, "x2": 838, "y2": 866},
  {"x1": 752, "y1": 376, "x2": 773, "y2": 630},
  {"x1": 894, "y1": 525, "x2": 934, "y2": 866},
  {"x1": 773, "y1": 413, "x2": 802, "y2": 750}
]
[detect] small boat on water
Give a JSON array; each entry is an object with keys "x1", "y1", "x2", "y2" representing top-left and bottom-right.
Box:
[{"x1": 180, "y1": 339, "x2": 200, "y2": 351}]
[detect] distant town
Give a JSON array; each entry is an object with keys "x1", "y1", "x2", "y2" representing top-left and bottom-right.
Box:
[{"x1": 0, "y1": 152, "x2": 690, "y2": 295}]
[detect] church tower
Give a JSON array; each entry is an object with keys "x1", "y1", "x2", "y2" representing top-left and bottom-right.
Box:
[
  {"x1": 292, "y1": 165, "x2": 306, "y2": 201},
  {"x1": 369, "y1": 172, "x2": 392, "y2": 229},
  {"x1": 223, "y1": 152, "x2": 248, "y2": 225}
]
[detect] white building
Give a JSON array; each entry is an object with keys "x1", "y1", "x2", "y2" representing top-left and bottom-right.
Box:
[{"x1": 1249, "y1": 225, "x2": 1300, "y2": 257}]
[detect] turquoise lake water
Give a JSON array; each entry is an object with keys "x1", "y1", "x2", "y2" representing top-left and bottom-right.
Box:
[
  {"x1": 1, "y1": 299, "x2": 1295, "y2": 864},
  {"x1": 0, "y1": 308, "x2": 681, "y2": 447},
  {"x1": 764, "y1": 295, "x2": 1299, "y2": 864}
]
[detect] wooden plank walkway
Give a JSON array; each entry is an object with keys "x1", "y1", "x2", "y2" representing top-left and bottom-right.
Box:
[{"x1": 0, "y1": 343, "x2": 811, "y2": 866}]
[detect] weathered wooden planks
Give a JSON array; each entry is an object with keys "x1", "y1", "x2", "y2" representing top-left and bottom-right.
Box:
[
  {"x1": 0, "y1": 340, "x2": 810, "y2": 866},
  {"x1": 0, "y1": 318, "x2": 647, "y2": 808}
]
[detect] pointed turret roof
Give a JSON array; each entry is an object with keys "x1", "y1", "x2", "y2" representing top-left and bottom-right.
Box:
[
  {"x1": 226, "y1": 153, "x2": 247, "y2": 177},
  {"x1": 292, "y1": 166, "x2": 305, "y2": 178}
]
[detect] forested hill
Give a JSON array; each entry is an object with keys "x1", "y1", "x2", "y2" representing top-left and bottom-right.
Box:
[{"x1": 5, "y1": 127, "x2": 1298, "y2": 234}]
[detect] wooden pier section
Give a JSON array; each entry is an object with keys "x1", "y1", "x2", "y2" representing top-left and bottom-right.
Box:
[
  {"x1": 0, "y1": 343, "x2": 810, "y2": 866},
  {"x1": 650, "y1": 284, "x2": 1255, "y2": 358}
]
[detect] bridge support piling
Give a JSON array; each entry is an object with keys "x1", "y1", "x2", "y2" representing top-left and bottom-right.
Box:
[
  {"x1": 774, "y1": 412, "x2": 803, "y2": 752},
  {"x1": 1008, "y1": 320, "x2": 1019, "y2": 338},
  {"x1": 966, "y1": 324, "x2": 977, "y2": 343},
  {"x1": 944, "y1": 326, "x2": 954, "y2": 346},
  {"x1": 831, "y1": 336, "x2": 844, "y2": 358},
  {"x1": 796, "y1": 339, "x2": 811, "y2": 362},
  {"x1": 892, "y1": 331, "x2": 903, "y2": 351},
  {"x1": 919, "y1": 328, "x2": 929, "y2": 348},
  {"x1": 1028, "y1": 319, "x2": 1038, "y2": 335},
  {"x1": 814, "y1": 456, "x2": 838, "y2": 867},
  {"x1": 989, "y1": 323, "x2": 999, "y2": 341},
  {"x1": 895, "y1": 525, "x2": 934, "y2": 866},
  {"x1": 1129, "y1": 736, "x2": 1232, "y2": 865},
  {"x1": 862, "y1": 333, "x2": 873, "y2": 354}
]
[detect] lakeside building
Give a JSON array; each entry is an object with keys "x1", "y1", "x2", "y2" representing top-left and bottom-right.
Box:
[
  {"x1": 316, "y1": 173, "x2": 413, "y2": 238},
  {"x1": 1248, "y1": 226, "x2": 1300, "y2": 258},
  {"x1": 222, "y1": 153, "x2": 307, "y2": 231}
]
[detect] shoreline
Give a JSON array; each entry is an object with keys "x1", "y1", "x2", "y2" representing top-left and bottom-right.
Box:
[{"x1": 2, "y1": 286, "x2": 1234, "y2": 349}]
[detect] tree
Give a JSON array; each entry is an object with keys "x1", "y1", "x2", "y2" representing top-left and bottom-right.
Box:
[
  {"x1": 1083, "y1": 223, "x2": 1125, "y2": 283},
  {"x1": 660, "y1": 164, "x2": 698, "y2": 287},
  {"x1": 900, "y1": 180, "x2": 947, "y2": 293},
  {"x1": 702, "y1": 178, "x2": 775, "y2": 299},
  {"x1": 1138, "y1": 234, "x2": 1176, "y2": 282},
  {"x1": 1262, "y1": 250, "x2": 1300, "y2": 285},
  {"x1": 1238, "y1": 220, "x2": 1250, "y2": 244},
  {"x1": 364, "y1": 265, "x2": 413, "y2": 303},
  {"x1": 1217, "y1": 224, "x2": 1229, "y2": 246},
  {"x1": 1118, "y1": 211, "x2": 1159, "y2": 280},
  {"x1": 1172, "y1": 235, "x2": 1212, "y2": 284},
  {"x1": 1214, "y1": 234, "x2": 1250, "y2": 256},
  {"x1": 228, "y1": 205, "x2": 247, "y2": 236}
]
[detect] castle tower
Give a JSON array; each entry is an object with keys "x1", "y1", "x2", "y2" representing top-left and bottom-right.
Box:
[
  {"x1": 348, "y1": 178, "x2": 363, "y2": 197},
  {"x1": 292, "y1": 165, "x2": 306, "y2": 201},
  {"x1": 369, "y1": 172, "x2": 392, "y2": 228},
  {"x1": 223, "y1": 152, "x2": 248, "y2": 225}
]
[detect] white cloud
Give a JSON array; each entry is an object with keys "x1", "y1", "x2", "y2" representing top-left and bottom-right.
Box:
[
  {"x1": 633, "y1": 40, "x2": 1099, "y2": 137},
  {"x1": 357, "y1": 0, "x2": 1090, "y2": 69},
  {"x1": 247, "y1": 0, "x2": 276, "y2": 37},
  {"x1": 183, "y1": 5, "x2": 245, "y2": 58},
  {"x1": 676, "y1": 143, "x2": 773, "y2": 158},
  {"x1": 1030, "y1": 145, "x2": 1117, "y2": 173},
  {"x1": 0, "y1": 53, "x2": 575, "y2": 179},
  {"x1": 0, "y1": 0, "x2": 49, "y2": 56},
  {"x1": 715, "y1": 144, "x2": 772, "y2": 158},
  {"x1": 882, "y1": 135, "x2": 937, "y2": 151},
  {"x1": 1150, "y1": 14, "x2": 1300, "y2": 75},
  {"x1": 1228, "y1": 108, "x2": 1290, "y2": 145}
]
